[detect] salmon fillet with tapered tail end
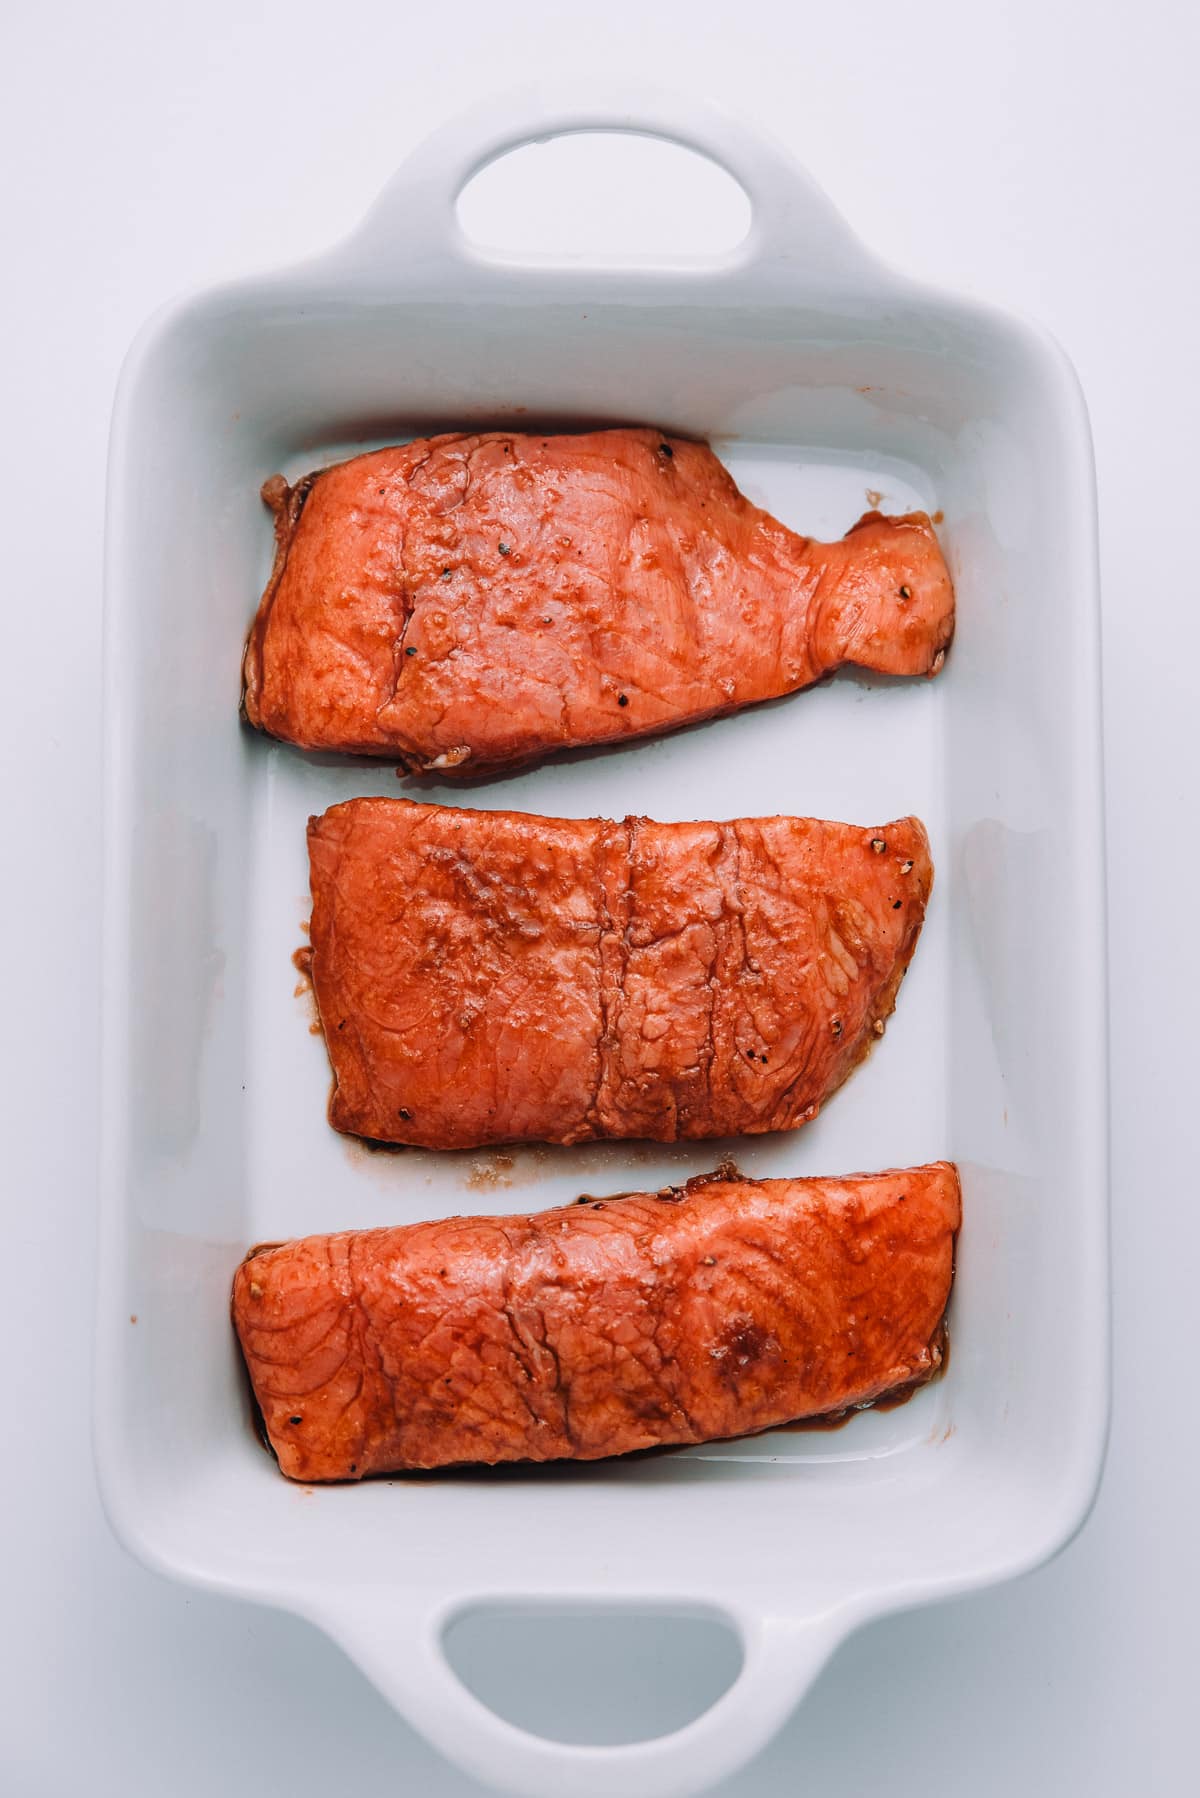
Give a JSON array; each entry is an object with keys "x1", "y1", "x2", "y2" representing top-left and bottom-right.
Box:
[
  {"x1": 242, "y1": 428, "x2": 954, "y2": 774},
  {"x1": 305, "y1": 798, "x2": 933, "y2": 1150},
  {"x1": 232, "y1": 1162, "x2": 961, "y2": 1479}
]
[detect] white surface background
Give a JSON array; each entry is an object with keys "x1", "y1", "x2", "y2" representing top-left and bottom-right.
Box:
[{"x1": 2, "y1": 2, "x2": 1196, "y2": 1792}]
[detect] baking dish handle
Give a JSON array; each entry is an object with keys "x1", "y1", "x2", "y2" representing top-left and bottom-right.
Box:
[
  {"x1": 339, "y1": 81, "x2": 879, "y2": 288},
  {"x1": 314, "y1": 1593, "x2": 844, "y2": 1798}
]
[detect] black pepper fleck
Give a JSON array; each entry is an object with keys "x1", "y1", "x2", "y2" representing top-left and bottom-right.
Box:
[
  {"x1": 659, "y1": 442, "x2": 673, "y2": 457},
  {"x1": 498, "y1": 542, "x2": 511, "y2": 555},
  {"x1": 617, "y1": 693, "x2": 629, "y2": 707},
  {"x1": 398, "y1": 1107, "x2": 411, "y2": 1120},
  {"x1": 289, "y1": 1415, "x2": 303, "y2": 1426},
  {"x1": 441, "y1": 567, "x2": 452, "y2": 580},
  {"x1": 405, "y1": 645, "x2": 418, "y2": 656},
  {"x1": 892, "y1": 900, "x2": 902, "y2": 910},
  {"x1": 899, "y1": 584, "x2": 912, "y2": 599}
]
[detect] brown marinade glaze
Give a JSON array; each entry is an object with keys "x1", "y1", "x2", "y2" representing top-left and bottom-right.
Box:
[{"x1": 771, "y1": 1320, "x2": 951, "y2": 1431}]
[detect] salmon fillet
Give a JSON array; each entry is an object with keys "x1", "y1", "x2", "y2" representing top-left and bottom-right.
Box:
[
  {"x1": 306, "y1": 798, "x2": 932, "y2": 1149},
  {"x1": 243, "y1": 428, "x2": 954, "y2": 774},
  {"x1": 232, "y1": 1162, "x2": 960, "y2": 1478}
]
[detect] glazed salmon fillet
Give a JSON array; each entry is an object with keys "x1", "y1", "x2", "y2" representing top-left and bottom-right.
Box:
[
  {"x1": 232, "y1": 1163, "x2": 960, "y2": 1478},
  {"x1": 243, "y1": 428, "x2": 954, "y2": 773},
  {"x1": 306, "y1": 798, "x2": 932, "y2": 1149}
]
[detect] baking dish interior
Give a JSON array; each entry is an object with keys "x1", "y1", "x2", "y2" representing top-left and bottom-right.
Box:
[{"x1": 100, "y1": 270, "x2": 1105, "y2": 1626}]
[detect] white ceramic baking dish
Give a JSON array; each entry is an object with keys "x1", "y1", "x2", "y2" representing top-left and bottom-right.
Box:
[{"x1": 98, "y1": 86, "x2": 1108, "y2": 1798}]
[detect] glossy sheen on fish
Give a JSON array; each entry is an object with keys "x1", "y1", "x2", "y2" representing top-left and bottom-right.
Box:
[
  {"x1": 242, "y1": 429, "x2": 954, "y2": 773},
  {"x1": 232, "y1": 1163, "x2": 961, "y2": 1478},
  {"x1": 307, "y1": 798, "x2": 933, "y2": 1149}
]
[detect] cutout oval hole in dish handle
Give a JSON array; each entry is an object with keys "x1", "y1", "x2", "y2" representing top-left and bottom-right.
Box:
[
  {"x1": 455, "y1": 132, "x2": 754, "y2": 262},
  {"x1": 441, "y1": 1603, "x2": 744, "y2": 1745}
]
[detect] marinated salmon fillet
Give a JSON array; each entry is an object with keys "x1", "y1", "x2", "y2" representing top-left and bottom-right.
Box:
[
  {"x1": 243, "y1": 428, "x2": 954, "y2": 773},
  {"x1": 232, "y1": 1162, "x2": 960, "y2": 1478},
  {"x1": 306, "y1": 798, "x2": 932, "y2": 1149}
]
